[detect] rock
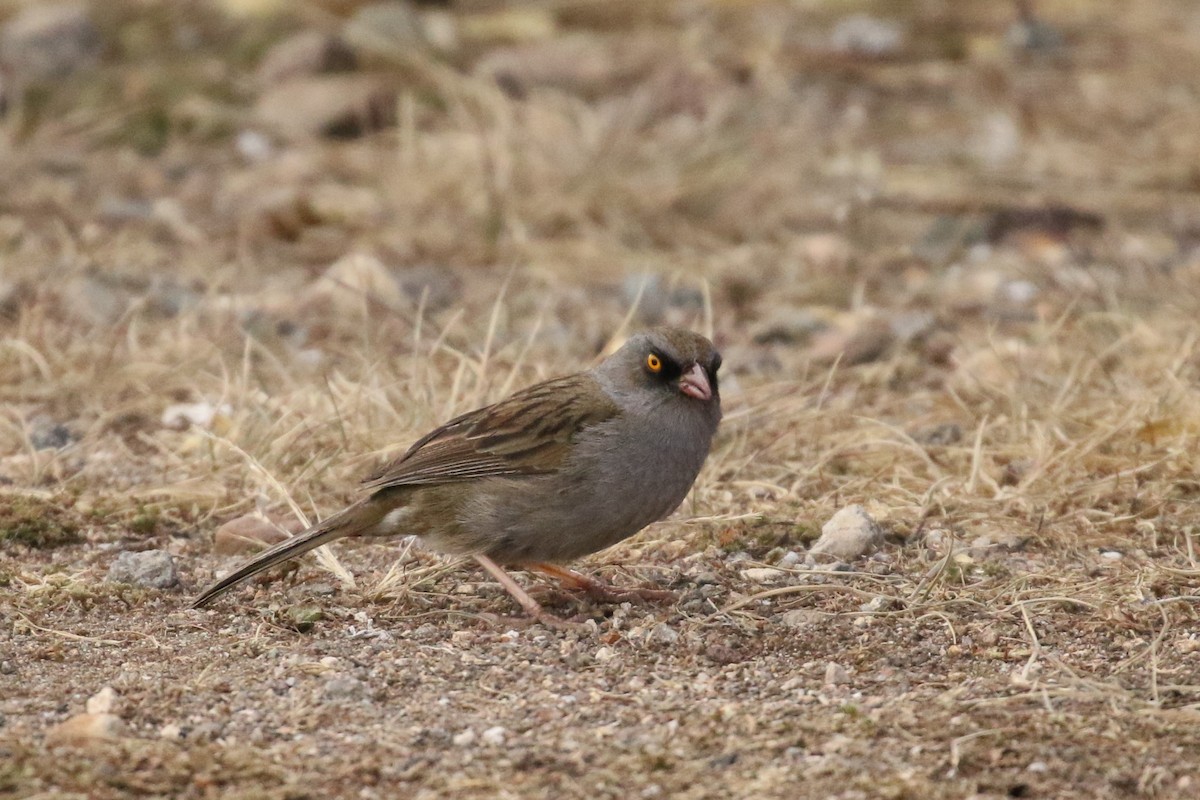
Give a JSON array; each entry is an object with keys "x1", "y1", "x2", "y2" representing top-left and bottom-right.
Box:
[
  {"x1": 740, "y1": 567, "x2": 785, "y2": 583},
  {"x1": 216, "y1": 0, "x2": 289, "y2": 17},
  {"x1": 776, "y1": 551, "x2": 803, "y2": 568},
  {"x1": 46, "y1": 713, "x2": 125, "y2": 745},
  {"x1": 322, "y1": 675, "x2": 366, "y2": 700},
  {"x1": 452, "y1": 729, "x2": 476, "y2": 747},
  {"x1": 794, "y1": 233, "x2": 853, "y2": 272},
  {"x1": 829, "y1": 14, "x2": 906, "y2": 58},
  {"x1": 161, "y1": 401, "x2": 231, "y2": 431},
  {"x1": 212, "y1": 514, "x2": 292, "y2": 555},
  {"x1": 342, "y1": 1, "x2": 426, "y2": 63},
  {"x1": 808, "y1": 314, "x2": 895, "y2": 366},
  {"x1": 968, "y1": 532, "x2": 1027, "y2": 560},
  {"x1": 287, "y1": 606, "x2": 323, "y2": 632},
  {"x1": 922, "y1": 528, "x2": 953, "y2": 552},
  {"x1": 810, "y1": 505, "x2": 883, "y2": 561},
  {"x1": 912, "y1": 422, "x2": 963, "y2": 446},
  {"x1": 395, "y1": 265, "x2": 461, "y2": 312},
  {"x1": 887, "y1": 310, "x2": 935, "y2": 343},
  {"x1": 480, "y1": 726, "x2": 507, "y2": 746},
  {"x1": 1007, "y1": 15, "x2": 1066, "y2": 56},
  {"x1": 235, "y1": 130, "x2": 273, "y2": 162},
  {"x1": 145, "y1": 280, "x2": 201, "y2": 319},
  {"x1": 648, "y1": 622, "x2": 679, "y2": 646},
  {"x1": 302, "y1": 252, "x2": 406, "y2": 315},
  {"x1": 106, "y1": 550, "x2": 179, "y2": 589},
  {"x1": 28, "y1": 416, "x2": 75, "y2": 450},
  {"x1": 971, "y1": 111, "x2": 1022, "y2": 168},
  {"x1": 751, "y1": 307, "x2": 833, "y2": 345},
  {"x1": 85, "y1": 687, "x2": 118, "y2": 715},
  {"x1": 60, "y1": 274, "x2": 131, "y2": 326},
  {"x1": 254, "y1": 75, "x2": 396, "y2": 140},
  {"x1": 0, "y1": 2, "x2": 101, "y2": 81},
  {"x1": 256, "y1": 31, "x2": 355, "y2": 86},
  {"x1": 778, "y1": 609, "x2": 823, "y2": 629},
  {"x1": 823, "y1": 662, "x2": 852, "y2": 686},
  {"x1": 300, "y1": 183, "x2": 384, "y2": 229},
  {"x1": 459, "y1": 7, "x2": 556, "y2": 47}
]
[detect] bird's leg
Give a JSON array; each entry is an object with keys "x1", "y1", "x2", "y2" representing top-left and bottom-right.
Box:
[
  {"x1": 473, "y1": 554, "x2": 571, "y2": 627},
  {"x1": 529, "y1": 563, "x2": 676, "y2": 604}
]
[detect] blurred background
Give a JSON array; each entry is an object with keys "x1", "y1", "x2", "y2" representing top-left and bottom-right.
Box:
[{"x1": 2, "y1": 0, "x2": 1198, "y2": 345}]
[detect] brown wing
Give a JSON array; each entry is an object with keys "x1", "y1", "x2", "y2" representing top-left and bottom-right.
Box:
[{"x1": 362, "y1": 373, "x2": 619, "y2": 490}]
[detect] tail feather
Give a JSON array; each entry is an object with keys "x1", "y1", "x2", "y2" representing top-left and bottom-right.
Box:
[{"x1": 191, "y1": 503, "x2": 381, "y2": 608}]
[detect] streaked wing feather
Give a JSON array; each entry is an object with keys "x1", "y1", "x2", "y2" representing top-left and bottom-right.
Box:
[{"x1": 363, "y1": 374, "x2": 617, "y2": 490}]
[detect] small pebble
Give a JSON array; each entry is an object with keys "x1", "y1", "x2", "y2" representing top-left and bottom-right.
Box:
[
  {"x1": 46, "y1": 713, "x2": 125, "y2": 745},
  {"x1": 740, "y1": 567, "x2": 785, "y2": 583},
  {"x1": 810, "y1": 505, "x2": 883, "y2": 561},
  {"x1": 452, "y1": 729, "x2": 476, "y2": 747},
  {"x1": 776, "y1": 551, "x2": 802, "y2": 567},
  {"x1": 823, "y1": 662, "x2": 852, "y2": 686},
  {"x1": 106, "y1": 550, "x2": 179, "y2": 589},
  {"x1": 481, "y1": 726, "x2": 507, "y2": 746},
  {"x1": 648, "y1": 623, "x2": 679, "y2": 645},
  {"x1": 778, "y1": 609, "x2": 822, "y2": 628},
  {"x1": 161, "y1": 401, "x2": 230, "y2": 430},
  {"x1": 85, "y1": 687, "x2": 118, "y2": 715},
  {"x1": 322, "y1": 676, "x2": 365, "y2": 700}
]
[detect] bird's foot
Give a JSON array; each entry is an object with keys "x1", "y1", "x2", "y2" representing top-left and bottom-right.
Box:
[
  {"x1": 529, "y1": 563, "x2": 677, "y2": 605},
  {"x1": 473, "y1": 554, "x2": 585, "y2": 630}
]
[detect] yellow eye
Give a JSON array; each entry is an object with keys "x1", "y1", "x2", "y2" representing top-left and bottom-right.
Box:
[{"x1": 646, "y1": 353, "x2": 662, "y2": 372}]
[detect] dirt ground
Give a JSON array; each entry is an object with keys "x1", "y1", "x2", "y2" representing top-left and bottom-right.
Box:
[{"x1": 4, "y1": 1, "x2": 1200, "y2": 798}]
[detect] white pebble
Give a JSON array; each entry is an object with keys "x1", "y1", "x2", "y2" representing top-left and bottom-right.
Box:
[
  {"x1": 824, "y1": 662, "x2": 852, "y2": 686},
  {"x1": 810, "y1": 505, "x2": 883, "y2": 561},
  {"x1": 85, "y1": 686, "x2": 118, "y2": 715},
  {"x1": 741, "y1": 567, "x2": 785, "y2": 583}
]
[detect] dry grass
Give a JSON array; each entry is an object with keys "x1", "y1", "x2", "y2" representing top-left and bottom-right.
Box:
[{"x1": 4, "y1": 0, "x2": 1200, "y2": 798}]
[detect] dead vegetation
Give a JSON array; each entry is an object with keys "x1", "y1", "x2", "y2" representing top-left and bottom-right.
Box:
[{"x1": 3, "y1": 0, "x2": 1200, "y2": 798}]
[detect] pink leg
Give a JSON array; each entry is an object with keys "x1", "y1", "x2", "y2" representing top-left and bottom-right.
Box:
[
  {"x1": 473, "y1": 555, "x2": 570, "y2": 626},
  {"x1": 529, "y1": 563, "x2": 677, "y2": 604}
]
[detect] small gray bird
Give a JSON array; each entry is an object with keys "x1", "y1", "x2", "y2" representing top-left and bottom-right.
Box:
[{"x1": 191, "y1": 327, "x2": 722, "y2": 621}]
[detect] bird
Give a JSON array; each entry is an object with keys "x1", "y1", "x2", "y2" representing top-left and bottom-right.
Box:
[{"x1": 190, "y1": 327, "x2": 722, "y2": 622}]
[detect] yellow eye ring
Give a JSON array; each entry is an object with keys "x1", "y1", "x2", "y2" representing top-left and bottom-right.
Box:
[{"x1": 646, "y1": 353, "x2": 662, "y2": 372}]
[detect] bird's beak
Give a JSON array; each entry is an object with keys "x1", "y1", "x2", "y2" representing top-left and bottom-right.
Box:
[{"x1": 679, "y1": 363, "x2": 713, "y2": 401}]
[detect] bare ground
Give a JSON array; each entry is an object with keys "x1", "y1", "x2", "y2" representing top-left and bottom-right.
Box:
[{"x1": 4, "y1": 1, "x2": 1200, "y2": 798}]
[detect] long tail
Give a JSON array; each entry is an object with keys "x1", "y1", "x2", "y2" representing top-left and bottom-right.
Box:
[{"x1": 191, "y1": 502, "x2": 384, "y2": 608}]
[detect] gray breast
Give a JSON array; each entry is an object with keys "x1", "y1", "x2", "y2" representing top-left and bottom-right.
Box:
[{"x1": 469, "y1": 406, "x2": 715, "y2": 564}]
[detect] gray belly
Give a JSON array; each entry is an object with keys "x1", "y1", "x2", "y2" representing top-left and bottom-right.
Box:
[{"x1": 464, "y1": 415, "x2": 711, "y2": 563}]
